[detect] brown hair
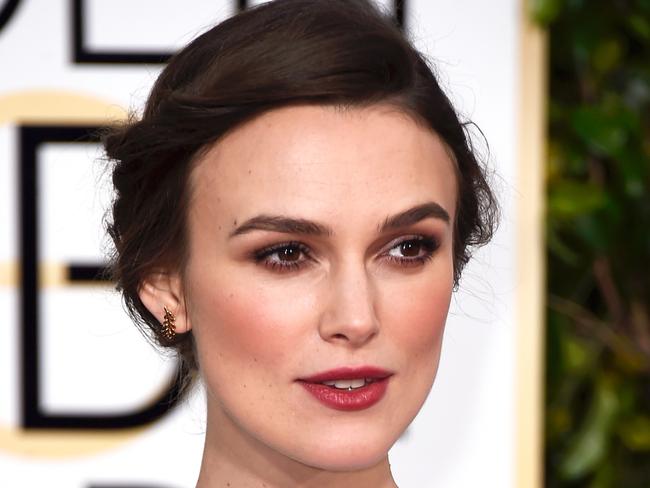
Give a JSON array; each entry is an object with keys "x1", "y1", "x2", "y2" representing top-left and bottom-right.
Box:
[{"x1": 104, "y1": 0, "x2": 498, "y2": 395}]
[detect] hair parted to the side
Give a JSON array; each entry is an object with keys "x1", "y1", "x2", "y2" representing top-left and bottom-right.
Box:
[{"x1": 104, "y1": 0, "x2": 498, "y2": 399}]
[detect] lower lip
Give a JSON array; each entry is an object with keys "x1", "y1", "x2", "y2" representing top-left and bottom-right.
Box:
[{"x1": 298, "y1": 378, "x2": 390, "y2": 411}]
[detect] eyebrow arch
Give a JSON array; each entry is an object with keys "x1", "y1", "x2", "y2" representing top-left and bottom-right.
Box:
[
  {"x1": 229, "y1": 201, "x2": 450, "y2": 239},
  {"x1": 378, "y1": 202, "x2": 450, "y2": 233}
]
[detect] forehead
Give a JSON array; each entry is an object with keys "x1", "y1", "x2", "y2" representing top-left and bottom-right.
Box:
[{"x1": 190, "y1": 104, "x2": 457, "y2": 229}]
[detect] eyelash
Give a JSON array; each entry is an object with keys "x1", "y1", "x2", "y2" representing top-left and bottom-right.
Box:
[{"x1": 252, "y1": 236, "x2": 439, "y2": 273}]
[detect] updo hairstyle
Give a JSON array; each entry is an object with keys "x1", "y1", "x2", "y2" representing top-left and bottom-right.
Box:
[{"x1": 103, "y1": 0, "x2": 498, "y2": 395}]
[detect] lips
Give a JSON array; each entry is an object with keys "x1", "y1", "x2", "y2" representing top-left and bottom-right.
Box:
[
  {"x1": 299, "y1": 366, "x2": 393, "y2": 383},
  {"x1": 297, "y1": 366, "x2": 393, "y2": 411}
]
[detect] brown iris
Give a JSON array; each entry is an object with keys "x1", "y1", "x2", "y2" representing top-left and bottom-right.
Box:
[
  {"x1": 400, "y1": 241, "x2": 421, "y2": 257},
  {"x1": 279, "y1": 246, "x2": 301, "y2": 262}
]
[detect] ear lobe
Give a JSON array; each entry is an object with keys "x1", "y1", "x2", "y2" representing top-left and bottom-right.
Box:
[{"x1": 138, "y1": 272, "x2": 191, "y2": 334}]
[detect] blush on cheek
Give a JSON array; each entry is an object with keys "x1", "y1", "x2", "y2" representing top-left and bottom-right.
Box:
[
  {"x1": 385, "y1": 279, "x2": 452, "y2": 357},
  {"x1": 189, "y1": 277, "x2": 304, "y2": 372}
]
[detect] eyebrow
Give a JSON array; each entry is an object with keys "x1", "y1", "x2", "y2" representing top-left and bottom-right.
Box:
[{"x1": 228, "y1": 202, "x2": 450, "y2": 239}]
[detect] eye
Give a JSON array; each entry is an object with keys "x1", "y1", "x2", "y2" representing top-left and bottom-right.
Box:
[
  {"x1": 384, "y1": 236, "x2": 439, "y2": 267},
  {"x1": 253, "y1": 235, "x2": 439, "y2": 274},
  {"x1": 253, "y1": 241, "x2": 313, "y2": 272}
]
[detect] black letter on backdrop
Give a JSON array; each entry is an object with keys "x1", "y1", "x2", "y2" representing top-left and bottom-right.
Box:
[
  {"x1": 0, "y1": 0, "x2": 22, "y2": 34},
  {"x1": 394, "y1": 0, "x2": 406, "y2": 28},
  {"x1": 71, "y1": 0, "x2": 406, "y2": 65},
  {"x1": 19, "y1": 125, "x2": 183, "y2": 429},
  {"x1": 72, "y1": 0, "x2": 171, "y2": 63}
]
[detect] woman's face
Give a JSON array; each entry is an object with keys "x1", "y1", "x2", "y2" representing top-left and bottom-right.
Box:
[{"x1": 184, "y1": 104, "x2": 457, "y2": 471}]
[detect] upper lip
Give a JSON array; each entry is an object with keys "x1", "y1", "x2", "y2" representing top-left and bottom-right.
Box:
[{"x1": 298, "y1": 366, "x2": 393, "y2": 383}]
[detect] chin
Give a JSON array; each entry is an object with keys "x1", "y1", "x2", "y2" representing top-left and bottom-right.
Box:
[
  {"x1": 300, "y1": 453, "x2": 389, "y2": 473},
  {"x1": 290, "y1": 433, "x2": 397, "y2": 472}
]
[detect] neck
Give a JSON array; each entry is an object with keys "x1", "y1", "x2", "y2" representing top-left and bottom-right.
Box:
[{"x1": 195, "y1": 405, "x2": 398, "y2": 488}]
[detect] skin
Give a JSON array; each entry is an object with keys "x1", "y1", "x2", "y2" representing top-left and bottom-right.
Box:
[{"x1": 140, "y1": 104, "x2": 458, "y2": 487}]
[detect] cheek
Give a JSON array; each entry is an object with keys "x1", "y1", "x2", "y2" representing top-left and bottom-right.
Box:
[
  {"x1": 381, "y1": 269, "x2": 453, "y2": 362},
  {"x1": 187, "y1": 271, "x2": 316, "y2": 377}
]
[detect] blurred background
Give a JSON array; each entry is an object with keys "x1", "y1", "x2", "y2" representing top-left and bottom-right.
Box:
[{"x1": 532, "y1": 0, "x2": 650, "y2": 486}]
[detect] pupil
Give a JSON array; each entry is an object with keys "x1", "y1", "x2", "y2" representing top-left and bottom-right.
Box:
[
  {"x1": 401, "y1": 241, "x2": 421, "y2": 257},
  {"x1": 281, "y1": 247, "x2": 299, "y2": 261}
]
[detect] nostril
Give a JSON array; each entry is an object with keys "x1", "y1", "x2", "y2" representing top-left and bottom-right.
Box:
[{"x1": 333, "y1": 333, "x2": 347, "y2": 340}]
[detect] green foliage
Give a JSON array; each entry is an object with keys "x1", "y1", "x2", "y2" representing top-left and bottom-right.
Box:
[{"x1": 533, "y1": 0, "x2": 650, "y2": 486}]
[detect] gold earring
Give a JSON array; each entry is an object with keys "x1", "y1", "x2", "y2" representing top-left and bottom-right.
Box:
[{"x1": 161, "y1": 306, "x2": 176, "y2": 341}]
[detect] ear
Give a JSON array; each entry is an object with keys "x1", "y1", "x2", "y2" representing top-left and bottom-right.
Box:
[{"x1": 138, "y1": 272, "x2": 191, "y2": 334}]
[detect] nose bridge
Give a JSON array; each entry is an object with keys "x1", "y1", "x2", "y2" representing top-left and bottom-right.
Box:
[{"x1": 318, "y1": 255, "x2": 379, "y2": 346}]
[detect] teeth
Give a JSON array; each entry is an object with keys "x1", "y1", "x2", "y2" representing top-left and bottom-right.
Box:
[{"x1": 322, "y1": 378, "x2": 368, "y2": 390}]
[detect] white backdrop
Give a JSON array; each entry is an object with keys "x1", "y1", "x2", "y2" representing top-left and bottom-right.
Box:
[{"x1": 0, "y1": 0, "x2": 524, "y2": 486}]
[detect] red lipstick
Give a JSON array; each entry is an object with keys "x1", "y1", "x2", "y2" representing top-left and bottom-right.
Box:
[{"x1": 297, "y1": 366, "x2": 392, "y2": 411}]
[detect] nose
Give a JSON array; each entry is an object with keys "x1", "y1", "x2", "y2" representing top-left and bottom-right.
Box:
[{"x1": 318, "y1": 260, "x2": 380, "y2": 347}]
